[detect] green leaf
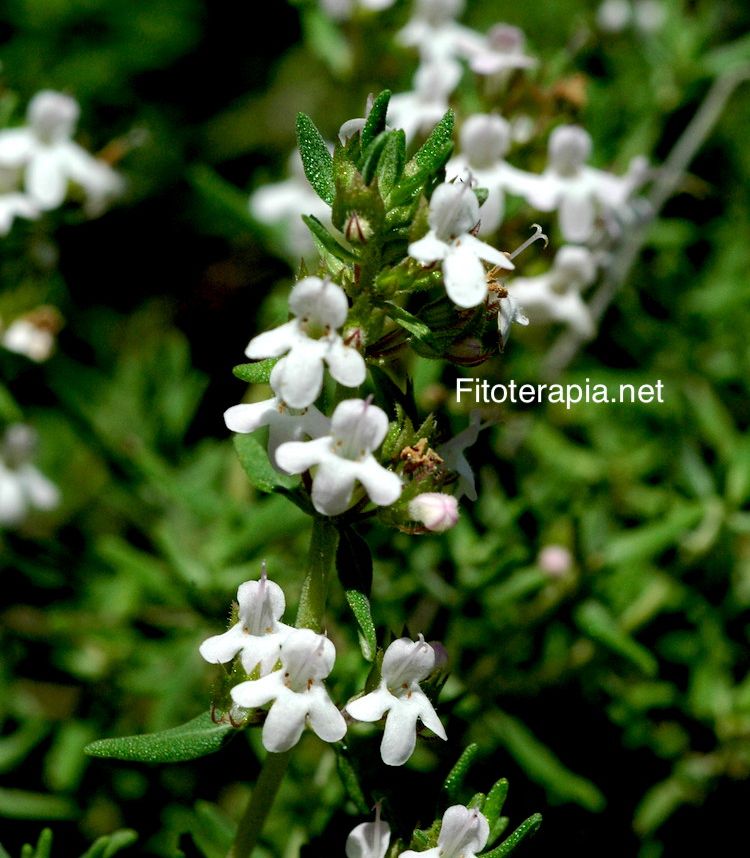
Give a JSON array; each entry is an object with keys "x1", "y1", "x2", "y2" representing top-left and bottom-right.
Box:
[
  {"x1": 0, "y1": 789, "x2": 76, "y2": 820},
  {"x1": 406, "y1": 110, "x2": 455, "y2": 178},
  {"x1": 303, "y1": 214, "x2": 359, "y2": 263},
  {"x1": 300, "y1": 6, "x2": 353, "y2": 76},
  {"x1": 361, "y1": 131, "x2": 391, "y2": 185},
  {"x1": 296, "y1": 113, "x2": 335, "y2": 205},
  {"x1": 188, "y1": 165, "x2": 256, "y2": 234},
  {"x1": 574, "y1": 600, "x2": 658, "y2": 676},
  {"x1": 337, "y1": 526, "x2": 377, "y2": 660},
  {"x1": 31, "y1": 829, "x2": 52, "y2": 858},
  {"x1": 345, "y1": 590, "x2": 377, "y2": 662},
  {"x1": 336, "y1": 751, "x2": 370, "y2": 814},
  {"x1": 84, "y1": 712, "x2": 235, "y2": 763},
  {"x1": 377, "y1": 130, "x2": 406, "y2": 199},
  {"x1": 80, "y1": 830, "x2": 139, "y2": 858},
  {"x1": 484, "y1": 778, "x2": 510, "y2": 833},
  {"x1": 361, "y1": 90, "x2": 391, "y2": 152},
  {"x1": 233, "y1": 434, "x2": 298, "y2": 493},
  {"x1": 442, "y1": 743, "x2": 480, "y2": 801},
  {"x1": 485, "y1": 711, "x2": 605, "y2": 811},
  {"x1": 602, "y1": 504, "x2": 702, "y2": 566},
  {"x1": 232, "y1": 359, "x2": 277, "y2": 385},
  {"x1": 481, "y1": 813, "x2": 543, "y2": 857}
]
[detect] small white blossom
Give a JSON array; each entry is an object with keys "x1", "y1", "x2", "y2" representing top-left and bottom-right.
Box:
[
  {"x1": 506, "y1": 245, "x2": 597, "y2": 338},
  {"x1": 231, "y1": 628, "x2": 347, "y2": 753},
  {"x1": 470, "y1": 24, "x2": 538, "y2": 77},
  {"x1": 408, "y1": 492, "x2": 459, "y2": 532},
  {"x1": 496, "y1": 293, "x2": 530, "y2": 349},
  {"x1": 0, "y1": 91, "x2": 123, "y2": 213},
  {"x1": 0, "y1": 425, "x2": 59, "y2": 527},
  {"x1": 346, "y1": 635, "x2": 447, "y2": 767},
  {"x1": 245, "y1": 277, "x2": 366, "y2": 409},
  {"x1": 0, "y1": 166, "x2": 39, "y2": 235},
  {"x1": 511, "y1": 125, "x2": 648, "y2": 242},
  {"x1": 249, "y1": 151, "x2": 333, "y2": 263},
  {"x1": 597, "y1": 0, "x2": 666, "y2": 33},
  {"x1": 397, "y1": 0, "x2": 485, "y2": 66},
  {"x1": 276, "y1": 398, "x2": 401, "y2": 516},
  {"x1": 437, "y1": 412, "x2": 485, "y2": 501},
  {"x1": 346, "y1": 808, "x2": 391, "y2": 858},
  {"x1": 538, "y1": 544, "x2": 573, "y2": 577},
  {"x1": 387, "y1": 61, "x2": 462, "y2": 144},
  {"x1": 199, "y1": 567, "x2": 293, "y2": 676},
  {"x1": 409, "y1": 181, "x2": 514, "y2": 308},
  {"x1": 224, "y1": 396, "x2": 330, "y2": 470},
  {"x1": 2, "y1": 319, "x2": 53, "y2": 362},
  {"x1": 399, "y1": 805, "x2": 489, "y2": 858},
  {"x1": 446, "y1": 114, "x2": 535, "y2": 235}
]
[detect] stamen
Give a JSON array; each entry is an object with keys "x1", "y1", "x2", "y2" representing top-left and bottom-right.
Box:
[{"x1": 508, "y1": 223, "x2": 549, "y2": 260}]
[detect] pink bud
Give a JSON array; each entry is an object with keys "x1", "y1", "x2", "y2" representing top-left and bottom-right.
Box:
[
  {"x1": 537, "y1": 544, "x2": 573, "y2": 577},
  {"x1": 408, "y1": 492, "x2": 459, "y2": 532}
]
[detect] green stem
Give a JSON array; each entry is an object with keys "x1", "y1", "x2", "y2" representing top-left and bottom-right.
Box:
[
  {"x1": 227, "y1": 749, "x2": 291, "y2": 858},
  {"x1": 295, "y1": 516, "x2": 339, "y2": 631}
]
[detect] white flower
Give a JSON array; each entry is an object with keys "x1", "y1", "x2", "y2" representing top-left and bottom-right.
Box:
[
  {"x1": 0, "y1": 91, "x2": 123, "y2": 213},
  {"x1": 321, "y1": 0, "x2": 396, "y2": 21},
  {"x1": 399, "y1": 805, "x2": 489, "y2": 858},
  {"x1": 397, "y1": 0, "x2": 485, "y2": 66},
  {"x1": 0, "y1": 425, "x2": 59, "y2": 527},
  {"x1": 596, "y1": 0, "x2": 632, "y2": 31},
  {"x1": 199, "y1": 567, "x2": 293, "y2": 676},
  {"x1": 470, "y1": 24, "x2": 538, "y2": 77},
  {"x1": 446, "y1": 114, "x2": 534, "y2": 235},
  {"x1": 346, "y1": 635, "x2": 447, "y2": 766},
  {"x1": 506, "y1": 245, "x2": 597, "y2": 338},
  {"x1": 231, "y1": 628, "x2": 346, "y2": 753},
  {"x1": 249, "y1": 151, "x2": 333, "y2": 263},
  {"x1": 538, "y1": 544, "x2": 573, "y2": 577},
  {"x1": 437, "y1": 412, "x2": 485, "y2": 501},
  {"x1": 245, "y1": 277, "x2": 366, "y2": 409},
  {"x1": 276, "y1": 398, "x2": 401, "y2": 516},
  {"x1": 496, "y1": 293, "x2": 530, "y2": 349},
  {"x1": 409, "y1": 181, "x2": 514, "y2": 308},
  {"x1": 224, "y1": 396, "x2": 330, "y2": 470},
  {"x1": 387, "y1": 61, "x2": 462, "y2": 144},
  {"x1": 408, "y1": 492, "x2": 459, "y2": 532},
  {"x1": 2, "y1": 319, "x2": 53, "y2": 362},
  {"x1": 346, "y1": 809, "x2": 391, "y2": 858},
  {"x1": 511, "y1": 125, "x2": 647, "y2": 242}
]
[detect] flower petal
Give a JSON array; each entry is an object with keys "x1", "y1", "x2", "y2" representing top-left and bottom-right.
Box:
[
  {"x1": 443, "y1": 242, "x2": 488, "y2": 309},
  {"x1": 26, "y1": 150, "x2": 67, "y2": 209},
  {"x1": 408, "y1": 231, "x2": 449, "y2": 264},
  {"x1": 239, "y1": 633, "x2": 285, "y2": 677},
  {"x1": 380, "y1": 698, "x2": 421, "y2": 766},
  {"x1": 353, "y1": 456, "x2": 402, "y2": 507},
  {"x1": 245, "y1": 321, "x2": 297, "y2": 360},
  {"x1": 345, "y1": 820, "x2": 391, "y2": 858},
  {"x1": 230, "y1": 672, "x2": 283, "y2": 709},
  {"x1": 326, "y1": 339, "x2": 366, "y2": 389},
  {"x1": 346, "y1": 686, "x2": 394, "y2": 723},
  {"x1": 559, "y1": 191, "x2": 596, "y2": 242},
  {"x1": 261, "y1": 688, "x2": 310, "y2": 752},
  {"x1": 307, "y1": 685, "x2": 347, "y2": 743},
  {"x1": 19, "y1": 464, "x2": 59, "y2": 510},
  {"x1": 224, "y1": 399, "x2": 277, "y2": 434},
  {"x1": 199, "y1": 622, "x2": 247, "y2": 664},
  {"x1": 459, "y1": 233, "x2": 514, "y2": 270},
  {"x1": 415, "y1": 691, "x2": 447, "y2": 740},
  {"x1": 310, "y1": 459, "x2": 359, "y2": 516},
  {"x1": 273, "y1": 343, "x2": 326, "y2": 408},
  {"x1": 0, "y1": 129, "x2": 35, "y2": 166},
  {"x1": 275, "y1": 437, "x2": 332, "y2": 476}
]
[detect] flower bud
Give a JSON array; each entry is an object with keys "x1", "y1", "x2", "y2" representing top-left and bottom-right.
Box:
[
  {"x1": 27, "y1": 90, "x2": 80, "y2": 143},
  {"x1": 344, "y1": 211, "x2": 373, "y2": 244},
  {"x1": 538, "y1": 544, "x2": 573, "y2": 577},
  {"x1": 548, "y1": 125, "x2": 592, "y2": 176},
  {"x1": 445, "y1": 336, "x2": 492, "y2": 367},
  {"x1": 408, "y1": 492, "x2": 459, "y2": 532},
  {"x1": 460, "y1": 114, "x2": 511, "y2": 169}
]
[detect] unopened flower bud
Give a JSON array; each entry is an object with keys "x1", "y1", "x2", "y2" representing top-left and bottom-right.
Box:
[
  {"x1": 428, "y1": 640, "x2": 449, "y2": 671},
  {"x1": 460, "y1": 114, "x2": 511, "y2": 170},
  {"x1": 445, "y1": 336, "x2": 492, "y2": 367},
  {"x1": 408, "y1": 492, "x2": 459, "y2": 532},
  {"x1": 345, "y1": 212, "x2": 373, "y2": 244},
  {"x1": 538, "y1": 544, "x2": 573, "y2": 577}
]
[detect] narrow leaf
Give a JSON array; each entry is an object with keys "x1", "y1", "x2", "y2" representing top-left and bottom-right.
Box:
[
  {"x1": 361, "y1": 131, "x2": 391, "y2": 185},
  {"x1": 234, "y1": 434, "x2": 298, "y2": 493},
  {"x1": 406, "y1": 110, "x2": 455, "y2": 177},
  {"x1": 574, "y1": 600, "x2": 658, "y2": 676},
  {"x1": 303, "y1": 214, "x2": 359, "y2": 263},
  {"x1": 337, "y1": 751, "x2": 370, "y2": 814},
  {"x1": 80, "y1": 830, "x2": 139, "y2": 858},
  {"x1": 484, "y1": 778, "x2": 510, "y2": 828},
  {"x1": 361, "y1": 90, "x2": 392, "y2": 152},
  {"x1": 232, "y1": 359, "x2": 277, "y2": 385},
  {"x1": 84, "y1": 712, "x2": 235, "y2": 763},
  {"x1": 442, "y1": 743, "x2": 480, "y2": 801},
  {"x1": 296, "y1": 113, "x2": 335, "y2": 205},
  {"x1": 337, "y1": 526, "x2": 377, "y2": 660},
  {"x1": 482, "y1": 813, "x2": 543, "y2": 857},
  {"x1": 345, "y1": 590, "x2": 377, "y2": 662},
  {"x1": 378, "y1": 130, "x2": 406, "y2": 199}
]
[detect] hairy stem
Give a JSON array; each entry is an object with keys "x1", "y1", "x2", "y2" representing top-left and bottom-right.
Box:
[
  {"x1": 227, "y1": 749, "x2": 291, "y2": 858},
  {"x1": 296, "y1": 516, "x2": 339, "y2": 631}
]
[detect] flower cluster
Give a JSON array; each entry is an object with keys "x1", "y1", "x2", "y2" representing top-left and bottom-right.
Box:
[
  {"x1": 0, "y1": 90, "x2": 123, "y2": 235},
  {"x1": 201, "y1": 571, "x2": 446, "y2": 763}
]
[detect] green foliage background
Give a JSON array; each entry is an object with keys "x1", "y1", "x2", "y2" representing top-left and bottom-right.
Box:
[{"x1": 1, "y1": 0, "x2": 750, "y2": 855}]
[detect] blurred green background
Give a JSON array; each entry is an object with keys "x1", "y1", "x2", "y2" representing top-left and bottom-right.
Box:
[{"x1": 2, "y1": 0, "x2": 750, "y2": 855}]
